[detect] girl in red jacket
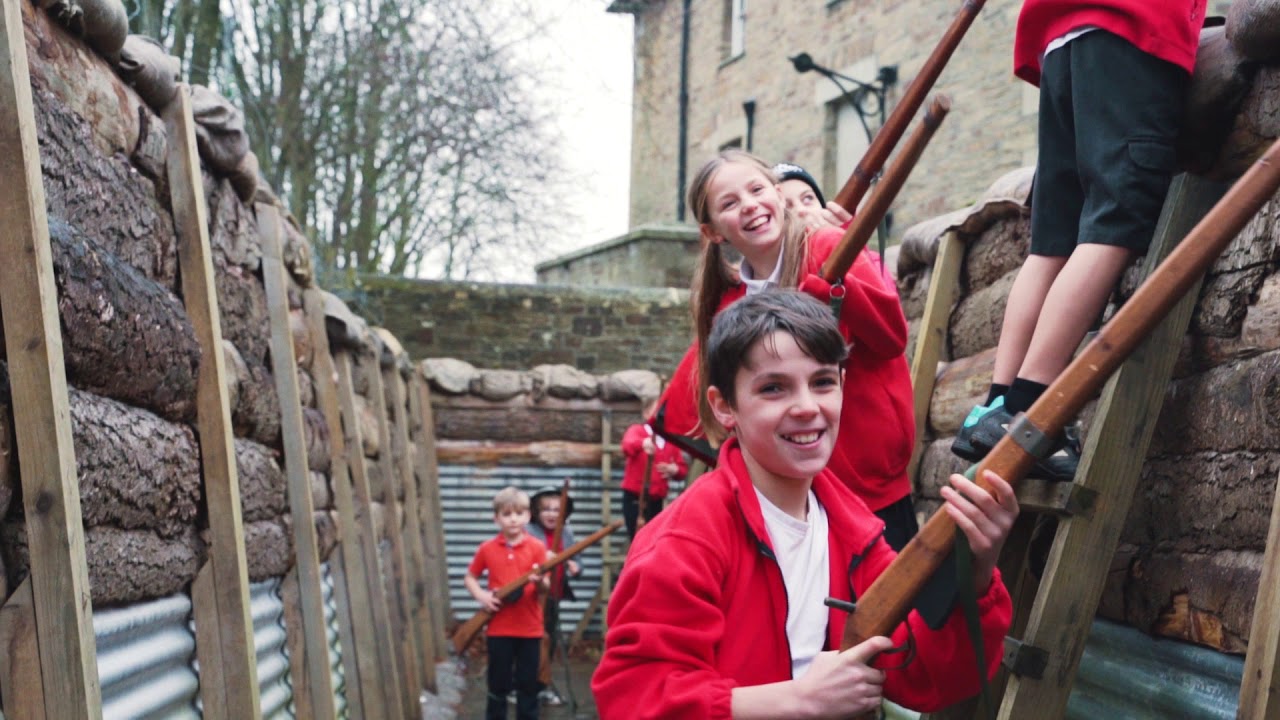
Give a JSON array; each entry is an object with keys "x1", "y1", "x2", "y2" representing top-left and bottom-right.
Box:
[
  {"x1": 655, "y1": 150, "x2": 918, "y2": 550},
  {"x1": 620, "y1": 400, "x2": 689, "y2": 537},
  {"x1": 593, "y1": 290, "x2": 1017, "y2": 718}
]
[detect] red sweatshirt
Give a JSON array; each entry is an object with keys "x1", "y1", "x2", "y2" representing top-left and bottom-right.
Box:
[
  {"x1": 654, "y1": 228, "x2": 914, "y2": 511},
  {"x1": 1014, "y1": 0, "x2": 1207, "y2": 86},
  {"x1": 620, "y1": 422, "x2": 688, "y2": 498},
  {"x1": 592, "y1": 439, "x2": 1011, "y2": 718}
]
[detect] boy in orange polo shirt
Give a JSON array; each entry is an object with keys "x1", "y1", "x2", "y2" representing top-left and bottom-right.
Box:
[{"x1": 464, "y1": 486, "x2": 550, "y2": 720}]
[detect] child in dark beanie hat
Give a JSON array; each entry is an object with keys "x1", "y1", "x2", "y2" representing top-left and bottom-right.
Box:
[{"x1": 772, "y1": 162, "x2": 826, "y2": 206}]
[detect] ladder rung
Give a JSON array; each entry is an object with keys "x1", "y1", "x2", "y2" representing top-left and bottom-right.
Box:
[
  {"x1": 1015, "y1": 478, "x2": 1098, "y2": 517},
  {"x1": 1003, "y1": 636, "x2": 1049, "y2": 679}
]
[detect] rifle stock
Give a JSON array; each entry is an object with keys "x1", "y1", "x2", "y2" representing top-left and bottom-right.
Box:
[
  {"x1": 832, "y1": 0, "x2": 987, "y2": 212},
  {"x1": 636, "y1": 453, "x2": 653, "y2": 529},
  {"x1": 821, "y1": 95, "x2": 950, "y2": 283},
  {"x1": 452, "y1": 519, "x2": 624, "y2": 654},
  {"x1": 840, "y1": 137, "x2": 1280, "y2": 655}
]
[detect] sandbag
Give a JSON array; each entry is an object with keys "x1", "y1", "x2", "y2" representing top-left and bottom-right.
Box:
[
  {"x1": 189, "y1": 84, "x2": 250, "y2": 175},
  {"x1": 1226, "y1": 0, "x2": 1280, "y2": 63},
  {"x1": 230, "y1": 151, "x2": 259, "y2": 204},
  {"x1": 115, "y1": 35, "x2": 180, "y2": 111},
  {"x1": 40, "y1": 0, "x2": 128, "y2": 60},
  {"x1": 1178, "y1": 27, "x2": 1257, "y2": 175}
]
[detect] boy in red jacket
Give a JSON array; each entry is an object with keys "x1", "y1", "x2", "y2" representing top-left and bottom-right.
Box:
[
  {"x1": 620, "y1": 399, "x2": 689, "y2": 537},
  {"x1": 464, "y1": 486, "x2": 550, "y2": 720},
  {"x1": 953, "y1": 0, "x2": 1207, "y2": 479},
  {"x1": 593, "y1": 291, "x2": 1018, "y2": 718}
]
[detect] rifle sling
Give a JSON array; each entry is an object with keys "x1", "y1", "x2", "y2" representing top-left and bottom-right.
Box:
[{"x1": 955, "y1": 528, "x2": 995, "y2": 720}]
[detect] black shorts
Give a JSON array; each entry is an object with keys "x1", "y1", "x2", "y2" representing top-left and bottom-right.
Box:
[{"x1": 1030, "y1": 30, "x2": 1188, "y2": 258}]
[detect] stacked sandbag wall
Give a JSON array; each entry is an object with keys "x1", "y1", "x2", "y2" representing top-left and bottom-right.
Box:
[
  {"x1": 0, "y1": 0, "x2": 333, "y2": 609},
  {"x1": 900, "y1": 35, "x2": 1280, "y2": 655}
]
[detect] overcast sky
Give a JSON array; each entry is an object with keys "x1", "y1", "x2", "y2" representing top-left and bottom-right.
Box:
[{"x1": 520, "y1": 1, "x2": 635, "y2": 272}]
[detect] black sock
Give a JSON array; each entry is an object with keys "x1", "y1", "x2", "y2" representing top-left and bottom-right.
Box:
[
  {"x1": 985, "y1": 383, "x2": 1009, "y2": 406},
  {"x1": 1005, "y1": 378, "x2": 1048, "y2": 415}
]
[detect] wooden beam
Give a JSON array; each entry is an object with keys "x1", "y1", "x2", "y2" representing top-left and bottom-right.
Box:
[
  {"x1": 326, "y1": 550, "x2": 366, "y2": 720},
  {"x1": 379, "y1": 342, "x2": 438, "y2": 692},
  {"x1": 998, "y1": 175, "x2": 1227, "y2": 720},
  {"x1": 1239, "y1": 467, "x2": 1280, "y2": 719},
  {"x1": 0, "y1": 579, "x2": 48, "y2": 719},
  {"x1": 906, "y1": 230, "x2": 964, "y2": 484},
  {"x1": 191, "y1": 563, "x2": 227, "y2": 720},
  {"x1": 303, "y1": 288, "x2": 385, "y2": 720},
  {"x1": 361, "y1": 350, "x2": 424, "y2": 715},
  {"x1": 336, "y1": 350, "x2": 407, "y2": 716},
  {"x1": 0, "y1": 0, "x2": 100, "y2": 715},
  {"x1": 163, "y1": 85, "x2": 259, "y2": 718},
  {"x1": 599, "y1": 411, "x2": 615, "y2": 636},
  {"x1": 409, "y1": 373, "x2": 453, "y2": 661},
  {"x1": 257, "y1": 204, "x2": 336, "y2": 719}
]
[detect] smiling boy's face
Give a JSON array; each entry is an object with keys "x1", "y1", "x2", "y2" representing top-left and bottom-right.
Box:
[{"x1": 708, "y1": 330, "x2": 842, "y2": 489}]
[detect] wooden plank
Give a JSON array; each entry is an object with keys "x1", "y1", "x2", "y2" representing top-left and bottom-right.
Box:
[
  {"x1": 567, "y1": 584, "x2": 606, "y2": 653},
  {"x1": 378, "y1": 341, "x2": 438, "y2": 692},
  {"x1": 410, "y1": 373, "x2": 453, "y2": 661},
  {"x1": 192, "y1": 562, "x2": 227, "y2": 720},
  {"x1": 998, "y1": 175, "x2": 1227, "y2": 720},
  {"x1": 600, "y1": 411, "x2": 614, "y2": 636},
  {"x1": 326, "y1": 548, "x2": 366, "y2": 720},
  {"x1": 906, "y1": 231, "x2": 965, "y2": 483},
  {"x1": 1239, "y1": 467, "x2": 1280, "y2": 719},
  {"x1": 336, "y1": 350, "x2": 407, "y2": 716},
  {"x1": 0, "y1": 1, "x2": 100, "y2": 715},
  {"x1": 163, "y1": 85, "x2": 260, "y2": 718},
  {"x1": 303, "y1": 289, "x2": 385, "y2": 720},
  {"x1": 0, "y1": 579, "x2": 47, "y2": 719},
  {"x1": 361, "y1": 349, "x2": 424, "y2": 715},
  {"x1": 257, "y1": 204, "x2": 336, "y2": 718}
]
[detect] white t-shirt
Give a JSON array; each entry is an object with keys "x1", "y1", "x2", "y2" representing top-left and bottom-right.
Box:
[
  {"x1": 739, "y1": 241, "x2": 785, "y2": 295},
  {"x1": 755, "y1": 487, "x2": 830, "y2": 679},
  {"x1": 1043, "y1": 26, "x2": 1097, "y2": 60}
]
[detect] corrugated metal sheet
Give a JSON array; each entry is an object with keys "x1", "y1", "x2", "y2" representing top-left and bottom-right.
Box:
[
  {"x1": 94, "y1": 593, "x2": 199, "y2": 719},
  {"x1": 321, "y1": 562, "x2": 350, "y2": 720},
  {"x1": 1067, "y1": 618, "x2": 1243, "y2": 719},
  {"x1": 439, "y1": 464, "x2": 629, "y2": 636},
  {"x1": 251, "y1": 578, "x2": 296, "y2": 719}
]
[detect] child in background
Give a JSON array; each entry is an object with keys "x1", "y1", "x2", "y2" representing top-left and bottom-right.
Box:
[
  {"x1": 525, "y1": 486, "x2": 582, "y2": 707},
  {"x1": 653, "y1": 150, "x2": 919, "y2": 550},
  {"x1": 952, "y1": 0, "x2": 1206, "y2": 480},
  {"x1": 620, "y1": 399, "x2": 688, "y2": 538},
  {"x1": 463, "y1": 486, "x2": 550, "y2": 720},
  {"x1": 772, "y1": 162, "x2": 891, "y2": 283},
  {"x1": 593, "y1": 290, "x2": 1017, "y2": 718}
]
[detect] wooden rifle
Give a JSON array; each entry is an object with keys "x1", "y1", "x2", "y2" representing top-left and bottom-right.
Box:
[
  {"x1": 837, "y1": 139, "x2": 1280, "y2": 714},
  {"x1": 636, "y1": 452, "x2": 653, "y2": 530},
  {"x1": 537, "y1": 480, "x2": 571, "y2": 685},
  {"x1": 831, "y1": 0, "x2": 987, "y2": 213},
  {"x1": 452, "y1": 519, "x2": 624, "y2": 654},
  {"x1": 821, "y1": 95, "x2": 950, "y2": 282}
]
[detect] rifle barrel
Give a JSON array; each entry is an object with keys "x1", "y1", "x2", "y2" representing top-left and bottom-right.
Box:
[
  {"x1": 832, "y1": 0, "x2": 987, "y2": 212},
  {"x1": 821, "y1": 95, "x2": 950, "y2": 283},
  {"x1": 841, "y1": 136, "x2": 1280, "y2": 651}
]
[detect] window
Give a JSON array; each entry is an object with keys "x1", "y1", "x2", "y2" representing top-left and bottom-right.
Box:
[{"x1": 722, "y1": 0, "x2": 746, "y2": 61}]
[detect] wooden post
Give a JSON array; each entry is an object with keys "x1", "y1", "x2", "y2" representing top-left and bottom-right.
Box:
[
  {"x1": 361, "y1": 349, "x2": 424, "y2": 714},
  {"x1": 0, "y1": 579, "x2": 49, "y2": 719},
  {"x1": 599, "y1": 411, "x2": 614, "y2": 637},
  {"x1": 336, "y1": 350, "x2": 408, "y2": 716},
  {"x1": 1239, "y1": 468, "x2": 1280, "y2": 719},
  {"x1": 163, "y1": 85, "x2": 260, "y2": 719},
  {"x1": 377, "y1": 334, "x2": 438, "y2": 692},
  {"x1": 257, "y1": 204, "x2": 336, "y2": 718},
  {"x1": 303, "y1": 289, "x2": 386, "y2": 720},
  {"x1": 2, "y1": 0, "x2": 101, "y2": 715},
  {"x1": 409, "y1": 373, "x2": 452, "y2": 661},
  {"x1": 998, "y1": 175, "x2": 1226, "y2": 720},
  {"x1": 906, "y1": 230, "x2": 964, "y2": 484}
]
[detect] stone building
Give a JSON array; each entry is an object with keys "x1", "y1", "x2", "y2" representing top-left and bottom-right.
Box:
[{"x1": 607, "y1": 0, "x2": 1036, "y2": 239}]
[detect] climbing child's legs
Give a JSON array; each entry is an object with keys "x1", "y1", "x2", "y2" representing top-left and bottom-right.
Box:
[{"x1": 992, "y1": 254, "x2": 1069, "y2": 388}]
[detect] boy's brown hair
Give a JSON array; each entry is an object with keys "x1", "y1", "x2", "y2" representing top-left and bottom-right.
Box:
[
  {"x1": 492, "y1": 485, "x2": 530, "y2": 514},
  {"x1": 702, "y1": 290, "x2": 849, "y2": 440}
]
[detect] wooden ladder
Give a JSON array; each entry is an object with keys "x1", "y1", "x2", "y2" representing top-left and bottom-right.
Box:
[{"x1": 910, "y1": 173, "x2": 1231, "y2": 719}]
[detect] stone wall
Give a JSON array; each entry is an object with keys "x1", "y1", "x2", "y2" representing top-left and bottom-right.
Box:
[
  {"x1": 345, "y1": 275, "x2": 693, "y2": 375},
  {"x1": 535, "y1": 224, "x2": 700, "y2": 288}
]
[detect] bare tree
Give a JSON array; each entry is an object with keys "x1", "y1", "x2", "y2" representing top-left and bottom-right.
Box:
[{"x1": 127, "y1": 0, "x2": 573, "y2": 282}]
